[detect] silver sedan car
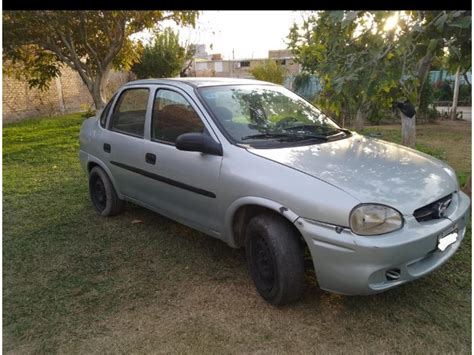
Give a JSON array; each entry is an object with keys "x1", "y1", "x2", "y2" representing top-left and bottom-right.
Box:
[{"x1": 79, "y1": 78, "x2": 470, "y2": 305}]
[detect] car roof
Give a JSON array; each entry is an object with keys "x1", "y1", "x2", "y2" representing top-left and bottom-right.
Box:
[{"x1": 123, "y1": 77, "x2": 278, "y2": 89}]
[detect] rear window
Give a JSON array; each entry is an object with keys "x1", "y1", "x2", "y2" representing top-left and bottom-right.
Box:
[{"x1": 110, "y1": 89, "x2": 149, "y2": 138}]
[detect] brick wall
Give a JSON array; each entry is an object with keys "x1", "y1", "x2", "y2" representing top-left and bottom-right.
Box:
[{"x1": 3, "y1": 66, "x2": 133, "y2": 122}]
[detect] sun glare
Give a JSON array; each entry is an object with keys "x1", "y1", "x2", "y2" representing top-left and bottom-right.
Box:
[{"x1": 384, "y1": 13, "x2": 399, "y2": 32}]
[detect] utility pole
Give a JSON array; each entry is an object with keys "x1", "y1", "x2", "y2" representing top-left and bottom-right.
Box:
[{"x1": 231, "y1": 48, "x2": 235, "y2": 78}]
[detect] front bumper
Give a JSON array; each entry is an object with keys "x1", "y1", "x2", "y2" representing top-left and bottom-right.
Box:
[{"x1": 295, "y1": 191, "x2": 470, "y2": 295}]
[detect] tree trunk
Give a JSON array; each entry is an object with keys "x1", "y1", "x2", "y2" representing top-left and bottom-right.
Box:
[
  {"x1": 451, "y1": 66, "x2": 461, "y2": 120},
  {"x1": 354, "y1": 108, "x2": 365, "y2": 131},
  {"x1": 90, "y1": 74, "x2": 107, "y2": 110},
  {"x1": 416, "y1": 39, "x2": 438, "y2": 109},
  {"x1": 400, "y1": 111, "x2": 416, "y2": 148}
]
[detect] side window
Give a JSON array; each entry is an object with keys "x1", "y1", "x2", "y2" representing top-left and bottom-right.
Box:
[
  {"x1": 99, "y1": 94, "x2": 116, "y2": 128},
  {"x1": 152, "y1": 89, "x2": 204, "y2": 144},
  {"x1": 110, "y1": 88, "x2": 149, "y2": 137}
]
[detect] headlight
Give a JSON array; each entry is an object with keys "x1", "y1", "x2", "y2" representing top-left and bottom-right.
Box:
[{"x1": 349, "y1": 204, "x2": 403, "y2": 236}]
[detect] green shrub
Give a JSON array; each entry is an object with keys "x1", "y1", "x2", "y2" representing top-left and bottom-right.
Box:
[
  {"x1": 80, "y1": 104, "x2": 96, "y2": 118},
  {"x1": 432, "y1": 80, "x2": 453, "y2": 101},
  {"x1": 250, "y1": 60, "x2": 286, "y2": 85},
  {"x1": 458, "y1": 84, "x2": 471, "y2": 104}
]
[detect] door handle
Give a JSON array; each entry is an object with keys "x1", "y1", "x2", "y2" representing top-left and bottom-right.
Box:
[
  {"x1": 145, "y1": 153, "x2": 156, "y2": 165},
  {"x1": 103, "y1": 143, "x2": 111, "y2": 153}
]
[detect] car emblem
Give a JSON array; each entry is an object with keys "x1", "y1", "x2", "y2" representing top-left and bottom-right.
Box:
[{"x1": 434, "y1": 199, "x2": 451, "y2": 218}]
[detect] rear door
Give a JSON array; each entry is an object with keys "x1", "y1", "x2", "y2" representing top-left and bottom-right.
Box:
[{"x1": 102, "y1": 86, "x2": 153, "y2": 202}]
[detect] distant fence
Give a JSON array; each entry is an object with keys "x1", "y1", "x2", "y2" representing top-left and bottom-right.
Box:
[{"x1": 429, "y1": 70, "x2": 471, "y2": 85}]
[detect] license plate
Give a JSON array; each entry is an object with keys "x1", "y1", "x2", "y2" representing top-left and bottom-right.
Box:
[{"x1": 438, "y1": 226, "x2": 458, "y2": 251}]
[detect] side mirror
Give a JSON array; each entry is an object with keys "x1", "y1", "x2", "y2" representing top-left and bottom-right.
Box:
[{"x1": 175, "y1": 133, "x2": 223, "y2": 156}]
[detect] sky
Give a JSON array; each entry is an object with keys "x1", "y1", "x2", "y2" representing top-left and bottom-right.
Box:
[{"x1": 159, "y1": 11, "x2": 305, "y2": 60}]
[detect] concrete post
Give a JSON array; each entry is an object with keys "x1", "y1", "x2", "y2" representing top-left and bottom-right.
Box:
[{"x1": 55, "y1": 76, "x2": 66, "y2": 113}]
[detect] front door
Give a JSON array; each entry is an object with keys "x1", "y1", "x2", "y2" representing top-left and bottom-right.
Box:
[{"x1": 142, "y1": 87, "x2": 223, "y2": 234}]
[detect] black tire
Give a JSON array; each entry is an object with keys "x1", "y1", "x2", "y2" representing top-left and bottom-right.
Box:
[
  {"x1": 245, "y1": 213, "x2": 305, "y2": 306},
  {"x1": 89, "y1": 166, "x2": 124, "y2": 217}
]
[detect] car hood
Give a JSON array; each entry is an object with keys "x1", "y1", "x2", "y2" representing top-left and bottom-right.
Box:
[{"x1": 248, "y1": 133, "x2": 458, "y2": 215}]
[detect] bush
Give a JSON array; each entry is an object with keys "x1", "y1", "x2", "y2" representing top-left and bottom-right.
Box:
[
  {"x1": 458, "y1": 84, "x2": 471, "y2": 104},
  {"x1": 431, "y1": 81, "x2": 471, "y2": 107},
  {"x1": 250, "y1": 60, "x2": 286, "y2": 85},
  {"x1": 416, "y1": 79, "x2": 439, "y2": 122},
  {"x1": 80, "y1": 104, "x2": 96, "y2": 118}
]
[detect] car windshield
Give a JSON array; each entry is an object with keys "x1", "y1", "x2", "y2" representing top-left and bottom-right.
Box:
[{"x1": 198, "y1": 84, "x2": 348, "y2": 147}]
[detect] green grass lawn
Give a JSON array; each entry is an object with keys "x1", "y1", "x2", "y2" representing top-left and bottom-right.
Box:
[{"x1": 3, "y1": 114, "x2": 471, "y2": 353}]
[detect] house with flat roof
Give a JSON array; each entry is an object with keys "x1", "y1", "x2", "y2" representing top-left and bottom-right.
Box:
[{"x1": 190, "y1": 49, "x2": 301, "y2": 79}]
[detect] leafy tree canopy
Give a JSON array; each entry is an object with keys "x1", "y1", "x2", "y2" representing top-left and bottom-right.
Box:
[
  {"x1": 3, "y1": 11, "x2": 198, "y2": 108},
  {"x1": 131, "y1": 28, "x2": 195, "y2": 79},
  {"x1": 287, "y1": 10, "x2": 471, "y2": 130}
]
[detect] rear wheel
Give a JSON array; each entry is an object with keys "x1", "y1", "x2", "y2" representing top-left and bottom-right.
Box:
[
  {"x1": 245, "y1": 214, "x2": 305, "y2": 306},
  {"x1": 89, "y1": 166, "x2": 124, "y2": 216}
]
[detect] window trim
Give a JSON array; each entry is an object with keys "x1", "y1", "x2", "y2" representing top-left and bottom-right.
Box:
[
  {"x1": 109, "y1": 87, "x2": 150, "y2": 139},
  {"x1": 99, "y1": 93, "x2": 117, "y2": 128},
  {"x1": 151, "y1": 87, "x2": 207, "y2": 146}
]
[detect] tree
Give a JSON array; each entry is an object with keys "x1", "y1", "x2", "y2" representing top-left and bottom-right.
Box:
[
  {"x1": 131, "y1": 29, "x2": 195, "y2": 79},
  {"x1": 3, "y1": 11, "x2": 198, "y2": 109},
  {"x1": 288, "y1": 10, "x2": 471, "y2": 146},
  {"x1": 398, "y1": 11, "x2": 471, "y2": 114},
  {"x1": 250, "y1": 59, "x2": 287, "y2": 85},
  {"x1": 442, "y1": 12, "x2": 472, "y2": 119},
  {"x1": 288, "y1": 11, "x2": 399, "y2": 131},
  {"x1": 180, "y1": 43, "x2": 197, "y2": 77}
]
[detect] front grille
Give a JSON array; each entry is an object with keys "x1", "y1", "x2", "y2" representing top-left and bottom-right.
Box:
[{"x1": 413, "y1": 194, "x2": 453, "y2": 222}]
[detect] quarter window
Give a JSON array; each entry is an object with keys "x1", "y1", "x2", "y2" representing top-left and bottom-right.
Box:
[
  {"x1": 110, "y1": 88, "x2": 149, "y2": 137},
  {"x1": 152, "y1": 90, "x2": 204, "y2": 144}
]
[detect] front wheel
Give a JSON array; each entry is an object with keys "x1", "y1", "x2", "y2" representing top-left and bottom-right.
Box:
[
  {"x1": 245, "y1": 214, "x2": 305, "y2": 306},
  {"x1": 89, "y1": 166, "x2": 124, "y2": 217}
]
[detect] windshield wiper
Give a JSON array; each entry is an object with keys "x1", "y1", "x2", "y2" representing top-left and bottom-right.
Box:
[
  {"x1": 330, "y1": 128, "x2": 352, "y2": 135},
  {"x1": 283, "y1": 125, "x2": 351, "y2": 138},
  {"x1": 241, "y1": 132, "x2": 329, "y2": 142},
  {"x1": 279, "y1": 134, "x2": 329, "y2": 142},
  {"x1": 241, "y1": 133, "x2": 295, "y2": 140}
]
